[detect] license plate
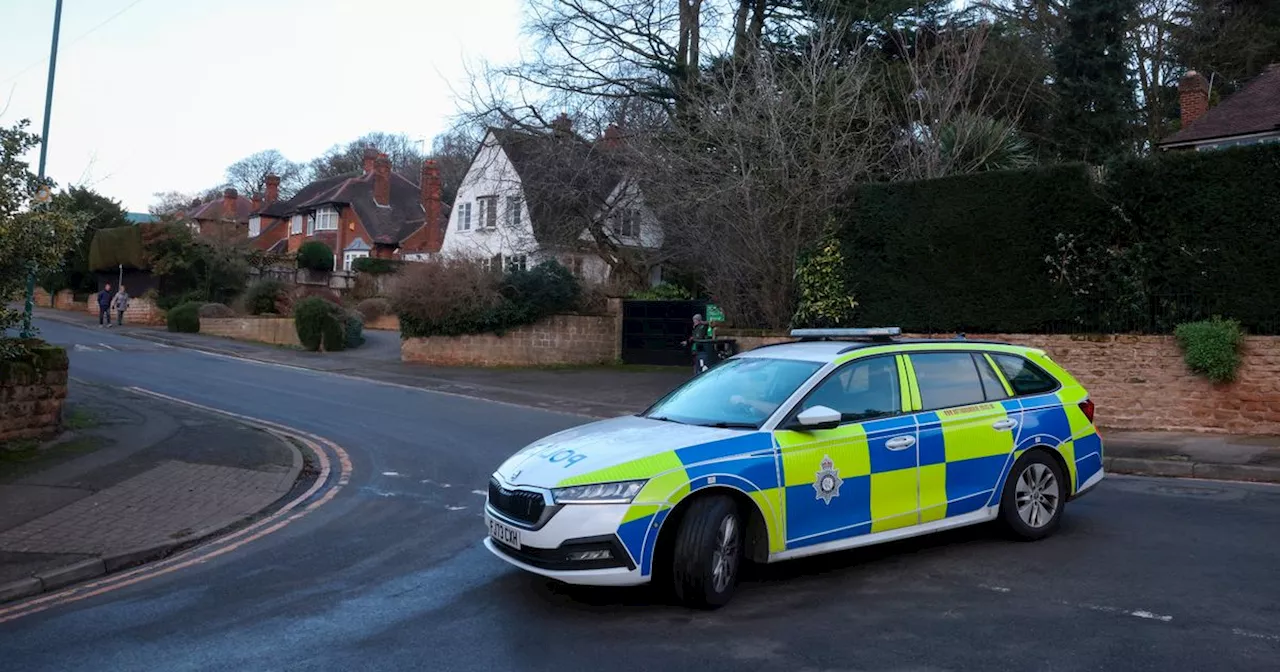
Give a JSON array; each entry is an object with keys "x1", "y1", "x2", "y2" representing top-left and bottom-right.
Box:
[{"x1": 488, "y1": 517, "x2": 521, "y2": 550}]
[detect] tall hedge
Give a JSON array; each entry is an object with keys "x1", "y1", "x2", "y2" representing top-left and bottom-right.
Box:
[
  {"x1": 1108, "y1": 144, "x2": 1280, "y2": 333},
  {"x1": 843, "y1": 163, "x2": 1116, "y2": 333},
  {"x1": 833, "y1": 143, "x2": 1280, "y2": 334}
]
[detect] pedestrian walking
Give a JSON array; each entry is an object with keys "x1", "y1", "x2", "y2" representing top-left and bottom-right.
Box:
[
  {"x1": 97, "y1": 283, "x2": 113, "y2": 327},
  {"x1": 681, "y1": 313, "x2": 713, "y2": 376},
  {"x1": 111, "y1": 285, "x2": 130, "y2": 327}
]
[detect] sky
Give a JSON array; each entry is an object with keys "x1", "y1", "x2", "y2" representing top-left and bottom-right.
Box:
[{"x1": 0, "y1": 0, "x2": 526, "y2": 212}]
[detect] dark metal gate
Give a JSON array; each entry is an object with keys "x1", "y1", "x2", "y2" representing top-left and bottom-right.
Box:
[{"x1": 621, "y1": 300, "x2": 708, "y2": 366}]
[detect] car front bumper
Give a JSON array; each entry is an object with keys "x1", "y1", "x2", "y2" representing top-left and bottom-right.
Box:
[{"x1": 484, "y1": 502, "x2": 649, "y2": 587}]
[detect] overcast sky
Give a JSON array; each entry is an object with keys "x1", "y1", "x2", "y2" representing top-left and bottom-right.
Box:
[{"x1": 0, "y1": 0, "x2": 525, "y2": 211}]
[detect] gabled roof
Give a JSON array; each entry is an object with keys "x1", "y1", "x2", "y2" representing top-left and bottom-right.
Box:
[
  {"x1": 488, "y1": 127, "x2": 624, "y2": 246},
  {"x1": 187, "y1": 194, "x2": 254, "y2": 223},
  {"x1": 1162, "y1": 65, "x2": 1280, "y2": 145},
  {"x1": 252, "y1": 169, "x2": 445, "y2": 247}
]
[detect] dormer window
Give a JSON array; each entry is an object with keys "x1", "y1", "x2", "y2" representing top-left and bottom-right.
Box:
[{"x1": 248, "y1": 216, "x2": 261, "y2": 238}]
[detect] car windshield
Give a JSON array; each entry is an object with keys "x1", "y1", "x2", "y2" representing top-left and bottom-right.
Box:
[{"x1": 643, "y1": 357, "x2": 823, "y2": 429}]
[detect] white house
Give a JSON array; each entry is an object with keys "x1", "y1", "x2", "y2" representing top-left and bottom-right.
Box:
[{"x1": 439, "y1": 120, "x2": 664, "y2": 285}]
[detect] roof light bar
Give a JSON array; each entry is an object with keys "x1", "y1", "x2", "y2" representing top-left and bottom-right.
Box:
[{"x1": 790, "y1": 327, "x2": 902, "y2": 340}]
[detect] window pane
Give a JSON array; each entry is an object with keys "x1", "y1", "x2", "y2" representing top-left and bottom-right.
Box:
[
  {"x1": 910, "y1": 353, "x2": 988, "y2": 410},
  {"x1": 991, "y1": 354, "x2": 1059, "y2": 396},
  {"x1": 973, "y1": 354, "x2": 1010, "y2": 401},
  {"x1": 801, "y1": 356, "x2": 900, "y2": 422}
]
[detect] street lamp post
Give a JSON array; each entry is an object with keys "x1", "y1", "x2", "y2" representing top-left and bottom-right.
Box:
[{"x1": 20, "y1": 0, "x2": 65, "y2": 339}]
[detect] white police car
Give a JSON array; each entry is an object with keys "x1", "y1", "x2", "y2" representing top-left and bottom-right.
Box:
[{"x1": 485, "y1": 328, "x2": 1104, "y2": 607}]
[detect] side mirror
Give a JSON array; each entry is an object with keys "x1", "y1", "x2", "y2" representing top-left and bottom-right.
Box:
[{"x1": 791, "y1": 405, "x2": 842, "y2": 431}]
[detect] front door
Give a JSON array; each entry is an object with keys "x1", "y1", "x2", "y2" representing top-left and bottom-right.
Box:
[
  {"x1": 905, "y1": 352, "x2": 1016, "y2": 522},
  {"x1": 773, "y1": 355, "x2": 920, "y2": 551}
]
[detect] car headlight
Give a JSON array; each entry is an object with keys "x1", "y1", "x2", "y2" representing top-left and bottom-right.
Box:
[{"x1": 552, "y1": 480, "x2": 647, "y2": 504}]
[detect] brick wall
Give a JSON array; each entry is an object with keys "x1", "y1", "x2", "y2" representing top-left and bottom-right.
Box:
[
  {"x1": 200, "y1": 317, "x2": 301, "y2": 347},
  {"x1": 84, "y1": 295, "x2": 164, "y2": 325},
  {"x1": 402, "y1": 314, "x2": 619, "y2": 367},
  {"x1": 52, "y1": 290, "x2": 87, "y2": 312},
  {"x1": 723, "y1": 330, "x2": 1280, "y2": 434},
  {"x1": 365, "y1": 314, "x2": 400, "y2": 331},
  {"x1": 0, "y1": 347, "x2": 69, "y2": 444}
]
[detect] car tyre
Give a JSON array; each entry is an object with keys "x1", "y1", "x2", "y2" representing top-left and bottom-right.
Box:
[
  {"x1": 671, "y1": 495, "x2": 741, "y2": 609},
  {"x1": 1000, "y1": 450, "x2": 1067, "y2": 541}
]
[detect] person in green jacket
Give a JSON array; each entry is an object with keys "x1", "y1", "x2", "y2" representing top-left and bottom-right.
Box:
[{"x1": 682, "y1": 314, "x2": 713, "y2": 375}]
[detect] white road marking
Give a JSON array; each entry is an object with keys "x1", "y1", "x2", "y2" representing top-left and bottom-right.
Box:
[
  {"x1": 978, "y1": 584, "x2": 1011, "y2": 593},
  {"x1": 445, "y1": 505, "x2": 467, "y2": 511},
  {"x1": 471, "y1": 490, "x2": 486, "y2": 496},
  {"x1": 1130, "y1": 610, "x2": 1174, "y2": 622},
  {"x1": 1232, "y1": 628, "x2": 1280, "y2": 643},
  {"x1": 73, "y1": 344, "x2": 99, "y2": 352},
  {"x1": 98, "y1": 343, "x2": 116, "y2": 351},
  {"x1": 1070, "y1": 601, "x2": 1174, "y2": 623},
  {"x1": 382, "y1": 471, "x2": 401, "y2": 477}
]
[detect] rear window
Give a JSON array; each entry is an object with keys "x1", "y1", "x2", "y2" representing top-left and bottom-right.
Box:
[
  {"x1": 991, "y1": 354, "x2": 1059, "y2": 396},
  {"x1": 909, "y1": 353, "x2": 987, "y2": 411}
]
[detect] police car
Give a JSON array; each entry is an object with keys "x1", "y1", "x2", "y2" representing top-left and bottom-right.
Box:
[{"x1": 484, "y1": 328, "x2": 1104, "y2": 608}]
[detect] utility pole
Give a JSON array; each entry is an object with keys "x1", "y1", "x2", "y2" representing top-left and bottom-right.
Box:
[{"x1": 20, "y1": 0, "x2": 65, "y2": 339}]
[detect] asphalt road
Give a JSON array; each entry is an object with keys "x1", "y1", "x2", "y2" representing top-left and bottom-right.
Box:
[{"x1": 2, "y1": 318, "x2": 1278, "y2": 671}]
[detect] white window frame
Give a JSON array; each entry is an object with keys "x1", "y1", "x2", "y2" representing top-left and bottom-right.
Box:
[
  {"x1": 459, "y1": 202, "x2": 473, "y2": 231},
  {"x1": 248, "y1": 216, "x2": 261, "y2": 238},
  {"x1": 615, "y1": 208, "x2": 640, "y2": 238},
  {"x1": 343, "y1": 250, "x2": 369, "y2": 271},
  {"x1": 504, "y1": 254, "x2": 528, "y2": 273},
  {"x1": 314, "y1": 207, "x2": 339, "y2": 231},
  {"x1": 507, "y1": 196, "x2": 522, "y2": 228},
  {"x1": 290, "y1": 214, "x2": 303, "y2": 235},
  {"x1": 477, "y1": 195, "x2": 498, "y2": 230}
]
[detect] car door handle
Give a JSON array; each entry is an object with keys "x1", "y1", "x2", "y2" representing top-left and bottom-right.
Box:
[
  {"x1": 992, "y1": 419, "x2": 1018, "y2": 431},
  {"x1": 885, "y1": 436, "x2": 916, "y2": 451}
]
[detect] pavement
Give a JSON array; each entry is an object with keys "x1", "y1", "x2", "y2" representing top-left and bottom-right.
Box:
[
  {"x1": 33, "y1": 305, "x2": 1280, "y2": 484},
  {"x1": 0, "y1": 380, "x2": 303, "y2": 603},
  {"x1": 0, "y1": 316, "x2": 1277, "y2": 671}
]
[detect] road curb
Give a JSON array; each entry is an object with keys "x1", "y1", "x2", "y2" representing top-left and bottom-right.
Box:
[
  {"x1": 1105, "y1": 456, "x2": 1280, "y2": 484},
  {"x1": 0, "y1": 418, "x2": 309, "y2": 605}
]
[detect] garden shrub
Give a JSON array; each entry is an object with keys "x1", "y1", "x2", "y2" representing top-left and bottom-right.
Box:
[
  {"x1": 356, "y1": 297, "x2": 391, "y2": 321},
  {"x1": 793, "y1": 226, "x2": 857, "y2": 328},
  {"x1": 294, "y1": 297, "x2": 345, "y2": 352},
  {"x1": 198, "y1": 303, "x2": 235, "y2": 318},
  {"x1": 245, "y1": 278, "x2": 287, "y2": 315},
  {"x1": 344, "y1": 311, "x2": 365, "y2": 348},
  {"x1": 1174, "y1": 318, "x2": 1243, "y2": 383},
  {"x1": 352, "y1": 257, "x2": 402, "y2": 275},
  {"x1": 296, "y1": 241, "x2": 334, "y2": 272},
  {"x1": 166, "y1": 301, "x2": 201, "y2": 333},
  {"x1": 393, "y1": 259, "x2": 580, "y2": 338}
]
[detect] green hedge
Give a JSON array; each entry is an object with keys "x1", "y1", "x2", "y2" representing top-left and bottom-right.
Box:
[
  {"x1": 166, "y1": 301, "x2": 201, "y2": 333},
  {"x1": 834, "y1": 143, "x2": 1280, "y2": 334},
  {"x1": 352, "y1": 257, "x2": 402, "y2": 275},
  {"x1": 1174, "y1": 318, "x2": 1243, "y2": 383},
  {"x1": 294, "y1": 297, "x2": 345, "y2": 352},
  {"x1": 297, "y1": 242, "x2": 334, "y2": 273},
  {"x1": 88, "y1": 226, "x2": 146, "y2": 271}
]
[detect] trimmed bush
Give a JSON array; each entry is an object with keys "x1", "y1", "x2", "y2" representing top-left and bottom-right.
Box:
[
  {"x1": 344, "y1": 311, "x2": 365, "y2": 348},
  {"x1": 198, "y1": 303, "x2": 235, "y2": 318},
  {"x1": 394, "y1": 259, "x2": 581, "y2": 338},
  {"x1": 352, "y1": 257, "x2": 402, "y2": 275},
  {"x1": 245, "y1": 278, "x2": 287, "y2": 315},
  {"x1": 1174, "y1": 318, "x2": 1243, "y2": 384},
  {"x1": 294, "y1": 297, "x2": 345, "y2": 352},
  {"x1": 166, "y1": 301, "x2": 201, "y2": 333},
  {"x1": 296, "y1": 241, "x2": 335, "y2": 272},
  {"x1": 356, "y1": 297, "x2": 391, "y2": 321}
]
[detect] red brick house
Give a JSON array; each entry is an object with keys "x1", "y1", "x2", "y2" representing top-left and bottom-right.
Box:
[
  {"x1": 1160, "y1": 64, "x2": 1280, "y2": 151},
  {"x1": 184, "y1": 188, "x2": 255, "y2": 240},
  {"x1": 250, "y1": 149, "x2": 447, "y2": 269}
]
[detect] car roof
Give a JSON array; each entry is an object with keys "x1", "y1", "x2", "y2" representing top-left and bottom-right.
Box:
[{"x1": 736, "y1": 338, "x2": 1026, "y2": 363}]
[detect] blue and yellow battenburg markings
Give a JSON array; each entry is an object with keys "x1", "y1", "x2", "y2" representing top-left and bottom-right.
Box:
[{"x1": 557, "y1": 345, "x2": 1104, "y2": 576}]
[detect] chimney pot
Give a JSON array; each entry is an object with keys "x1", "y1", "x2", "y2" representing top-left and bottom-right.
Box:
[
  {"x1": 1179, "y1": 70, "x2": 1210, "y2": 130},
  {"x1": 251, "y1": 193, "x2": 263, "y2": 210},
  {"x1": 265, "y1": 174, "x2": 281, "y2": 203},
  {"x1": 362, "y1": 147, "x2": 379, "y2": 174}
]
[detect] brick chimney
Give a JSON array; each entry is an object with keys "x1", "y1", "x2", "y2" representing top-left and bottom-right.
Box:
[
  {"x1": 601, "y1": 124, "x2": 624, "y2": 150},
  {"x1": 1179, "y1": 70, "x2": 1210, "y2": 130},
  {"x1": 373, "y1": 153, "x2": 392, "y2": 206},
  {"x1": 265, "y1": 174, "x2": 280, "y2": 203},
  {"x1": 251, "y1": 193, "x2": 263, "y2": 211},
  {"x1": 551, "y1": 112, "x2": 573, "y2": 136},
  {"x1": 363, "y1": 147, "x2": 379, "y2": 174},
  {"x1": 222, "y1": 188, "x2": 238, "y2": 218},
  {"x1": 421, "y1": 160, "x2": 443, "y2": 253}
]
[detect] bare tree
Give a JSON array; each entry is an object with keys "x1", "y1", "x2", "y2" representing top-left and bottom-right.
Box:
[
  {"x1": 630, "y1": 30, "x2": 893, "y2": 328},
  {"x1": 1131, "y1": 0, "x2": 1186, "y2": 149},
  {"x1": 225, "y1": 150, "x2": 306, "y2": 199},
  {"x1": 148, "y1": 186, "x2": 227, "y2": 217},
  {"x1": 308, "y1": 132, "x2": 427, "y2": 181}
]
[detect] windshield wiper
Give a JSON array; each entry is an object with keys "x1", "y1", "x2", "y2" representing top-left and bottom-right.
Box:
[
  {"x1": 646, "y1": 415, "x2": 683, "y2": 424},
  {"x1": 700, "y1": 421, "x2": 758, "y2": 429}
]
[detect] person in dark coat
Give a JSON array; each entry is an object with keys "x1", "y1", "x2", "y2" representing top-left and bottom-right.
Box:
[{"x1": 97, "y1": 283, "x2": 113, "y2": 327}]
